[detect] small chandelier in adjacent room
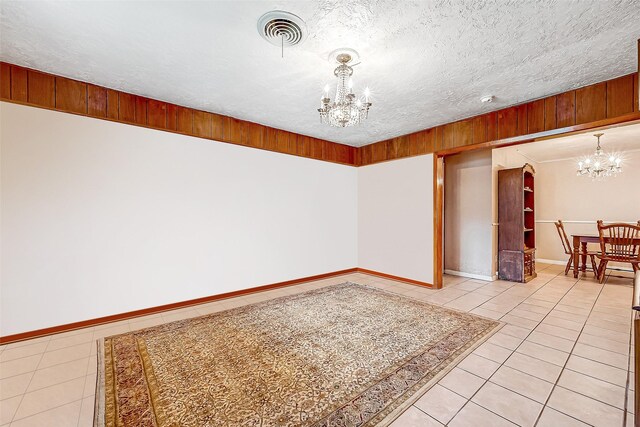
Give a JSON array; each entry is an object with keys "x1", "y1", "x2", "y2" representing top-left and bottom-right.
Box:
[
  {"x1": 576, "y1": 133, "x2": 622, "y2": 180},
  {"x1": 318, "y1": 51, "x2": 372, "y2": 127}
]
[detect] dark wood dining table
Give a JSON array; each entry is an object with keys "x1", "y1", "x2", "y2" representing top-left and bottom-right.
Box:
[{"x1": 572, "y1": 234, "x2": 640, "y2": 278}]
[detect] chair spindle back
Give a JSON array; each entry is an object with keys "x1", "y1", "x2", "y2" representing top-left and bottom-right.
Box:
[{"x1": 597, "y1": 220, "x2": 640, "y2": 262}]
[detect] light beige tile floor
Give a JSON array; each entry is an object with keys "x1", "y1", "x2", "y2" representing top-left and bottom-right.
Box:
[{"x1": 0, "y1": 264, "x2": 635, "y2": 426}]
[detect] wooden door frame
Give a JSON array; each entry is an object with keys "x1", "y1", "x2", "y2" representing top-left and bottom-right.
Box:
[
  {"x1": 431, "y1": 113, "x2": 640, "y2": 290},
  {"x1": 433, "y1": 155, "x2": 445, "y2": 288}
]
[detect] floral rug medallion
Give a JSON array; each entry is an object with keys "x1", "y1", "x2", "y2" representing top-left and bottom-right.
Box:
[{"x1": 95, "y1": 283, "x2": 500, "y2": 426}]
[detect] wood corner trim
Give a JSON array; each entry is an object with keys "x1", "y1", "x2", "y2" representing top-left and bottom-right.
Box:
[
  {"x1": 433, "y1": 155, "x2": 445, "y2": 289},
  {"x1": 355, "y1": 268, "x2": 433, "y2": 288}
]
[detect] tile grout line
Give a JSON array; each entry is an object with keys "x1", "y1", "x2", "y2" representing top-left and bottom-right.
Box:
[
  {"x1": 434, "y1": 382, "x2": 533, "y2": 426},
  {"x1": 553, "y1": 383, "x2": 628, "y2": 415},
  {"x1": 410, "y1": 378, "x2": 522, "y2": 427},
  {"x1": 27, "y1": 371, "x2": 94, "y2": 396},
  {"x1": 487, "y1": 330, "x2": 617, "y2": 382},
  {"x1": 439, "y1": 271, "x2": 565, "y2": 425},
  {"x1": 489, "y1": 325, "x2": 630, "y2": 373},
  {"x1": 8, "y1": 342, "x2": 47, "y2": 425},
  {"x1": 450, "y1": 284, "x2": 518, "y2": 314},
  {"x1": 450, "y1": 353, "x2": 603, "y2": 426},
  {"x1": 579, "y1": 329, "x2": 632, "y2": 351},
  {"x1": 1, "y1": 350, "x2": 96, "y2": 381},
  {"x1": 77, "y1": 353, "x2": 93, "y2": 427},
  {"x1": 532, "y1": 276, "x2": 608, "y2": 427},
  {"x1": 409, "y1": 404, "x2": 461, "y2": 425},
  {"x1": 574, "y1": 335, "x2": 631, "y2": 357},
  {"x1": 455, "y1": 351, "x2": 549, "y2": 386},
  {"x1": 10, "y1": 397, "x2": 85, "y2": 425},
  {"x1": 452, "y1": 271, "x2": 600, "y2": 426},
  {"x1": 479, "y1": 275, "x2": 587, "y2": 423},
  {"x1": 511, "y1": 275, "x2": 617, "y2": 424},
  {"x1": 439, "y1": 279, "x2": 521, "y2": 315}
]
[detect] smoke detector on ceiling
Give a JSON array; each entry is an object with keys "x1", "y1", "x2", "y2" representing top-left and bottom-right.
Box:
[
  {"x1": 481, "y1": 95, "x2": 495, "y2": 104},
  {"x1": 257, "y1": 10, "x2": 307, "y2": 48}
]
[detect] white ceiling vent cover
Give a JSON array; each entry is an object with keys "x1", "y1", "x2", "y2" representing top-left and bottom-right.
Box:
[{"x1": 257, "y1": 10, "x2": 307, "y2": 47}]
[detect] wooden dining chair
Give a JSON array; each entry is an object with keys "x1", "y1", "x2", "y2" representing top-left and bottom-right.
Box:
[
  {"x1": 596, "y1": 220, "x2": 640, "y2": 283},
  {"x1": 555, "y1": 220, "x2": 598, "y2": 276}
]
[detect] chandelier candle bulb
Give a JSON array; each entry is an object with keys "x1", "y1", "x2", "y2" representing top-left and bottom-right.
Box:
[
  {"x1": 317, "y1": 51, "x2": 372, "y2": 127},
  {"x1": 576, "y1": 133, "x2": 623, "y2": 180}
]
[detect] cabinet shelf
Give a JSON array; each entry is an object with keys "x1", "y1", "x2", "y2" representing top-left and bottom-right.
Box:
[{"x1": 498, "y1": 163, "x2": 536, "y2": 283}]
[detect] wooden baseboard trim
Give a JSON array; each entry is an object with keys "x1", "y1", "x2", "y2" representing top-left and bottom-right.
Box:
[
  {"x1": 0, "y1": 267, "x2": 432, "y2": 344},
  {"x1": 356, "y1": 268, "x2": 433, "y2": 288},
  {"x1": 0, "y1": 268, "x2": 358, "y2": 345}
]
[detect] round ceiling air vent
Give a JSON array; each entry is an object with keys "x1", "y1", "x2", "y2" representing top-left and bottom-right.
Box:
[{"x1": 257, "y1": 10, "x2": 307, "y2": 47}]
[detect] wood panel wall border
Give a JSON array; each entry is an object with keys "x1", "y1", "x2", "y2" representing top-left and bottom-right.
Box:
[
  {"x1": 1, "y1": 61, "x2": 639, "y2": 168},
  {"x1": 0, "y1": 62, "x2": 356, "y2": 166},
  {"x1": 358, "y1": 72, "x2": 640, "y2": 165}
]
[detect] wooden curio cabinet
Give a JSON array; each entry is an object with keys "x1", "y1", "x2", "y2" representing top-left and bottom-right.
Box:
[{"x1": 498, "y1": 163, "x2": 536, "y2": 283}]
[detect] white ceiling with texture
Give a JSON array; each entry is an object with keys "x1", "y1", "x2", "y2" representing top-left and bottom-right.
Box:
[
  {"x1": 512, "y1": 123, "x2": 640, "y2": 163},
  {"x1": 1, "y1": 1, "x2": 640, "y2": 146}
]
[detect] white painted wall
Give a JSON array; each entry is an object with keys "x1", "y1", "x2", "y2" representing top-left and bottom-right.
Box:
[
  {"x1": 444, "y1": 150, "x2": 493, "y2": 279},
  {"x1": 0, "y1": 102, "x2": 358, "y2": 336},
  {"x1": 535, "y1": 153, "x2": 640, "y2": 264},
  {"x1": 493, "y1": 143, "x2": 640, "y2": 269},
  {"x1": 358, "y1": 155, "x2": 434, "y2": 284}
]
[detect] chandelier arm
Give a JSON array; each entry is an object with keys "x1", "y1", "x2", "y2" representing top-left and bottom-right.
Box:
[
  {"x1": 576, "y1": 133, "x2": 622, "y2": 180},
  {"x1": 318, "y1": 50, "x2": 372, "y2": 128}
]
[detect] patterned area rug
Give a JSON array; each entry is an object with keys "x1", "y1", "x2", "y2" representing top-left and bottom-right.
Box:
[{"x1": 95, "y1": 283, "x2": 500, "y2": 427}]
